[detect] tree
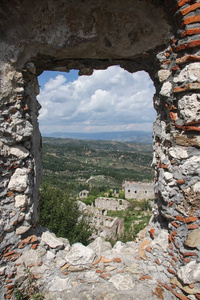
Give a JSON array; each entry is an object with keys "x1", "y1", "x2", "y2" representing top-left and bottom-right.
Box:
[{"x1": 39, "y1": 183, "x2": 92, "y2": 245}]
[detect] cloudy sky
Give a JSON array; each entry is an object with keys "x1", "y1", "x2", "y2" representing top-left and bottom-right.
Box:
[{"x1": 37, "y1": 66, "x2": 156, "y2": 134}]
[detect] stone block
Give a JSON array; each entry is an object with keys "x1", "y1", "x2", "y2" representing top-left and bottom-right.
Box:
[
  {"x1": 177, "y1": 261, "x2": 200, "y2": 284},
  {"x1": 185, "y1": 229, "x2": 200, "y2": 248},
  {"x1": 41, "y1": 231, "x2": 64, "y2": 249},
  {"x1": 160, "y1": 82, "x2": 172, "y2": 97},
  {"x1": 8, "y1": 168, "x2": 28, "y2": 192},
  {"x1": 65, "y1": 243, "x2": 96, "y2": 265}
]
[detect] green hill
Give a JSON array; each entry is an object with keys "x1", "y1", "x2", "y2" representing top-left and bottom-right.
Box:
[{"x1": 42, "y1": 137, "x2": 154, "y2": 193}]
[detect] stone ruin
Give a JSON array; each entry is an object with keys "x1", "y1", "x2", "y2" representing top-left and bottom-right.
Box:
[
  {"x1": 95, "y1": 197, "x2": 130, "y2": 211},
  {"x1": 0, "y1": 0, "x2": 200, "y2": 299},
  {"x1": 78, "y1": 200, "x2": 125, "y2": 240},
  {"x1": 123, "y1": 180, "x2": 155, "y2": 200}
]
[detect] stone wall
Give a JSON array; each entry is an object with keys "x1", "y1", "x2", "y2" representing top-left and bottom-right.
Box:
[
  {"x1": 123, "y1": 181, "x2": 154, "y2": 200},
  {"x1": 0, "y1": 1, "x2": 200, "y2": 299},
  {"x1": 95, "y1": 197, "x2": 130, "y2": 211}
]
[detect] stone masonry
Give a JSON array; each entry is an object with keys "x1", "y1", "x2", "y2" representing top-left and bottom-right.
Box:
[
  {"x1": 123, "y1": 181, "x2": 155, "y2": 200},
  {"x1": 0, "y1": 1, "x2": 200, "y2": 299}
]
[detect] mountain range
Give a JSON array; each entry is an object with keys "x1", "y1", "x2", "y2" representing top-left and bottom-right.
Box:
[{"x1": 42, "y1": 130, "x2": 153, "y2": 144}]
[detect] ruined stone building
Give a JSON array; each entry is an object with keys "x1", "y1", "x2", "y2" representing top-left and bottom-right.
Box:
[
  {"x1": 95, "y1": 197, "x2": 130, "y2": 211},
  {"x1": 1, "y1": 1, "x2": 200, "y2": 299},
  {"x1": 78, "y1": 190, "x2": 89, "y2": 200},
  {"x1": 123, "y1": 181, "x2": 155, "y2": 200},
  {"x1": 79, "y1": 202, "x2": 124, "y2": 240}
]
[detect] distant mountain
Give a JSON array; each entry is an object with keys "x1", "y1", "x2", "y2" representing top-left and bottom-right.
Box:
[{"x1": 42, "y1": 131, "x2": 153, "y2": 144}]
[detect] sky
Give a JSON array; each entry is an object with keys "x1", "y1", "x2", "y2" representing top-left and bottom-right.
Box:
[{"x1": 37, "y1": 66, "x2": 156, "y2": 134}]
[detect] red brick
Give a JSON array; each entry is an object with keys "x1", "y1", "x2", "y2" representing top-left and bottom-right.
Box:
[
  {"x1": 62, "y1": 271, "x2": 69, "y2": 275},
  {"x1": 96, "y1": 269, "x2": 104, "y2": 273},
  {"x1": 117, "y1": 270, "x2": 124, "y2": 273},
  {"x1": 155, "y1": 259, "x2": 161, "y2": 265},
  {"x1": 92, "y1": 256, "x2": 102, "y2": 265},
  {"x1": 150, "y1": 228, "x2": 155, "y2": 239},
  {"x1": 171, "y1": 221, "x2": 179, "y2": 228},
  {"x1": 169, "y1": 234, "x2": 175, "y2": 242},
  {"x1": 177, "y1": 0, "x2": 192, "y2": 8},
  {"x1": 177, "y1": 179, "x2": 185, "y2": 185},
  {"x1": 185, "y1": 216, "x2": 198, "y2": 223},
  {"x1": 139, "y1": 275, "x2": 152, "y2": 280},
  {"x1": 167, "y1": 267, "x2": 176, "y2": 275},
  {"x1": 172, "y1": 290, "x2": 189, "y2": 300},
  {"x1": 7, "y1": 191, "x2": 14, "y2": 197},
  {"x1": 31, "y1": 243, "x2": 38, "y2": 250},
  {"x1": 172, "y1": 65, "x2": 180, "y2": 71},
  {"x1": 6, "y1": 288, "x2": 14, "y2": 295},
  {"x1": 181, "y1": 256, "x2": 191, "y2": 263},
  {"x1": 3, "y1": 251, "x2": 15, "y2": 257},
  {"x1": 163, "y1": 59, "x2": 171, "y2": 65},
  {"x1": 181, "y1": 3, "x2": 200, "y2": 16},
  {"x1": 183, "y1": 252, "x2": 197, "y2": 257},
  {"x1": 173, "y1": 85, "x2": 187, "y2": 93},
  {"x1": 175, "y1": 40, "x2": 200, "y2": 52},
  {"x1": 181, "y1": 15, "x2": 200, "y2": 27},
  {"x1": 172, "y1": 256, "x2": 178, "y2": 262},
  {"x1": 161, "y1": 283, "x2": 171, "y2": 290},
  {"x1": 188, "y1": 223, "x2": 198, "y2": 229},
  {"x1": 146, "y1": 246, "x2": 152, "y2": 253},
  {"x1": 113, "y1": 257, "x2": 122, "y2": 263},
  {"x1": 181, "y1": 28, "x2": 200, "y2": 38},
  {"x1": 6, "y1": 285, "x2": 15, "y2": 289},
  {"x1": 184, "y1": 125, "x2": 200, "y2": 132}
]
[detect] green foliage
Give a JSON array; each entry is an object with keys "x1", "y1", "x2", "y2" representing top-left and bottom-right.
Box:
[
  {"x1": 106, "y1": 200, "x2": 152, "y2": 242},
  {"x1": 39, "y1": 183, "x2": 93, "y2": 245},
  {"x1": 14, "y1": 263, "x2": 44, "y2": 300},
  {"x1": 119, "y1": 190, "x2": 125, "y2": 199}
]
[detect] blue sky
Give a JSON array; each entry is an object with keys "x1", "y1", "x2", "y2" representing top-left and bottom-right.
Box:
[{"x1": 37, "y1": 66, "x2": 156, "y2": 134}]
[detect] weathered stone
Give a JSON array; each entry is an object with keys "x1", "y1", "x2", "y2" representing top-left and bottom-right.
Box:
[
  {"x1": 8, "y1": 168, "x2": 28, "y2": 192},
  {"x1": 65, "y1": 243, "x2": 96, "y2": 265},
  {"x1": 109, "y1": 274, "x2": 133, "y2": 291},
  {"x1": 16, "y1": 226, "x2": 30, "y2": 235},
  {"x1": 164, "y1": 172, "x2": 173, "y2": 181},
  {"x1": 169, "y1": 146, "x2": 188, "y2": 159},
  {"x1": 181, "y1": 156, "x2": 200, "y2": 176},
  {"x1": 41, "y1": 231, "x2": 64, "y2": 249},
  {"x1": 159, "y1": 82, "x2": 172, "y2": 97},
  {"x1": 174, "y1": 63, "x2": 200, "y2": 83},
  {"x1": 177, "y1": 261, "x2": 200, "y2": 285},
  {"x1": 157, "y1": 70, "x2": 171, "y2": 82},
  {"x1": 178, "y1": 94, "x2": 200, "y2": 123},
  {"x1": 193, "y1": 181, "x2": 200, "y2": 193},
  {"x1": 185, "y1": 229, "x2": 200, "y2": 248},
  {"x1": 171, "y1": 277, "x2": 200, "y2": 294},
  {"x1": 48, "y1": 276, "x2": 71, "y2": 292},
  {"x1": 15, "y1": 195, "x2": 26, "y2": 208},
  {"x1": 88, "y1": 237, "x2": 112, "y2": 256},
  {"x1": 9, "y1": 146, "x2": 29, "y2": 159}
]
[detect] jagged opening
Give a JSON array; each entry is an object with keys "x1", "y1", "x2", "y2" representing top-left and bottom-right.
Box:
[{"x1": 36, "y1": 66, "x2": 156, "y2": 244}]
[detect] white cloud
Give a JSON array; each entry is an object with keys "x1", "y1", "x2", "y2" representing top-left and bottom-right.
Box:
[{"x1": 37, "y1": 66, "x2": 156, "y2": 134}]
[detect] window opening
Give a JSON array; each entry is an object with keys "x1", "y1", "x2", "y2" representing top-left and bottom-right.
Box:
[{"x1": 37, "y1": 66, "x2": 155, "y2": 244}]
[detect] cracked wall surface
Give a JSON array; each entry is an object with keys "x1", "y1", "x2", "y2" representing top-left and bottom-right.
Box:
[{"x1": 0, "y1": 1, "x2": 200, "y2": 299}]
